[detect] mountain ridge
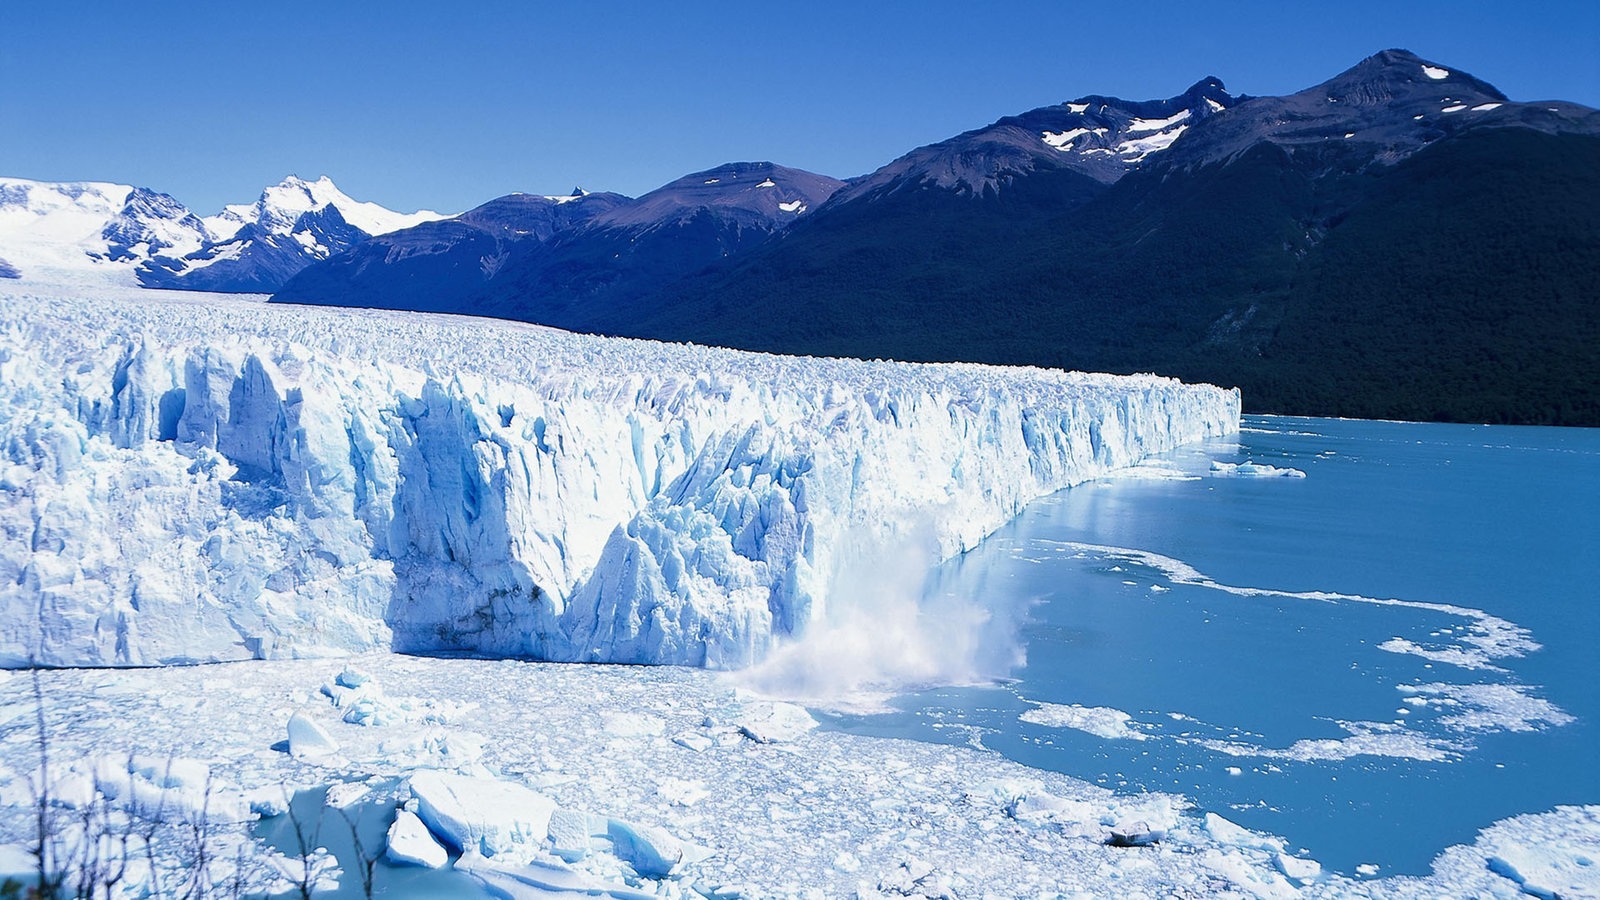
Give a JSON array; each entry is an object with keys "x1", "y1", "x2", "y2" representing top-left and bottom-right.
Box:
[
  {"x1": 597, "y1": 49, "x2": 1600, "y2": 425},
  {"x1": 272, "y1": 161, "x2": 845, "y2": 322}
]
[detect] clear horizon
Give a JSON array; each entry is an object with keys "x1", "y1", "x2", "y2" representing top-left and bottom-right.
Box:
[{"x1": 4, "y1": 0, "x2": 1596, "y2": 215}]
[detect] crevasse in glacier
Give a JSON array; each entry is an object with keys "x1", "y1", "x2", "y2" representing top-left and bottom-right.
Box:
[{"x1": 0, "y1": 288, "x2": 1239, "y2": 668}]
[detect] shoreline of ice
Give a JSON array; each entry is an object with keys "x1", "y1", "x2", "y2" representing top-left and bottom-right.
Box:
[{"x1": 0, "y1": 654, "x2": 1592, "y2": 898}]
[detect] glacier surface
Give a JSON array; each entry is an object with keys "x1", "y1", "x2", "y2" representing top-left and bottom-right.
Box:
[{"x1": 0, "y1": 286, "x2": 1237, "y2": 668}]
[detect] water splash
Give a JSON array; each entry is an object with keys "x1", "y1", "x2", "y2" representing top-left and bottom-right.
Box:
[{"x1": 736, "y1": 521, "x2": 1029, "y2": 711}]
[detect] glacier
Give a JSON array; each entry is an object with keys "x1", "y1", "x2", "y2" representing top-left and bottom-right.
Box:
[{"x1": 0, "y1": 286, "x2": 1238, "y2": 669}]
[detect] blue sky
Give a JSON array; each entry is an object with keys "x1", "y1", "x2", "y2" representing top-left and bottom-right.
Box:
[{"x1": 3, "y1": 1, "x2": 1596, "y2": 215}]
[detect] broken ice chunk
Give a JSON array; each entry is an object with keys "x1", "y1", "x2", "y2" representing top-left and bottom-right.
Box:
[
  {"x1": 733, "y1": 701, "x2": 817, "y2": 743},
  {"x1": 1108, "y1": 820, "x2": 1165, "y2": 847},
  {"x1": 342, "y1": 696, "x2": 387, "y2": 726},
  {"x1": 1274, "y1": 852, "x2": 1322, "y2": 882},
  {"x1": 286, "y1": 712, "x2": 339, "y2": 759},
  {"x1": 547, "y1": 808, "x2": 597, "y2": 862},
  {"x1": 672, "y1": 731, "x2": 714, "y2": 752},
  {"x1": 607, "y1": 818, "x2": 711, "y2": 878},
  {"x1": 408, "y1": 770, "x2": 557, "y2": 857},
  {"x1": 387, "y1": 808, "x2": 448, "y2": 869}
]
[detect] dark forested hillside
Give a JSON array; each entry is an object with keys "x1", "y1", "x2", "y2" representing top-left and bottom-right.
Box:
[{"x1": 605, "y1": 131, "x2": 1599, "y2": 425}]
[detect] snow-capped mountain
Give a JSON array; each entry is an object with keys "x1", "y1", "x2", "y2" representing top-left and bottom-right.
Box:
[
  {"x1": 826, "y1": 77, "x2": 1236, "y2": 205},
  {"x1": 0, "y1": 286, "x2": 1237, "y2": 667},
  {"x1": 138, "y1": 175, "x2": 448, "y2": 292},
  {"x1": 0, "y1": 178, "x2": 210, "y2": 286},
  {"x1": 0, "y1": 174, "x2": 444, "y2": 292},
  {"x1": 202, "y1": 174, "x2": 444, "y2": 241}
]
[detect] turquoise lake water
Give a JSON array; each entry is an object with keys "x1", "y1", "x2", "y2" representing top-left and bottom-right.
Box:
[{"x1": 820, "y1": 415, "x2": 1600, "y2": 877}]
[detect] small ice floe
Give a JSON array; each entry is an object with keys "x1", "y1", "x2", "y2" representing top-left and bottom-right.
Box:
[
  {"x1": 1397, "y1": 683, "x2": 1574, "y2": 732},
  {"x1": 456, "y1": 852, "x2": 671, "y2": 898},
  {"x1": 1020, "y1": 702, "x2": 1147, "y2": 741},
  {"x1": 1196, "y1": 719, "x2": 1456, "y2": 763},
  {"x1": 1210, "y1": 460, "x2": 1307, "y2": 478}
]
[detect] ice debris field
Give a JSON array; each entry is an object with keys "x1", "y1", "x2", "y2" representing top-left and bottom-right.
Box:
[
  {"x1": 4, "y1": 657, "x2": 1597, "y2": 899},
  {"x1": 1, "y1": 287, "x2": 1597, "y2": 897}
]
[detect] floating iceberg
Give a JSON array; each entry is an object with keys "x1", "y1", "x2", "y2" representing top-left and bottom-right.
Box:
[
  {"x1": 0, "y1": 287, "x2": 1238, "y2": 668},
  {"x1": 1210, "y1": 459, "x2": 1307, "y2": 478}
]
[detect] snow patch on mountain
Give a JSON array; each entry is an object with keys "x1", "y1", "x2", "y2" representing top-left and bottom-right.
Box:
[
  {"x1": 1126, "y1": 109, "x2": 1193, "y2": 132},
  {"x1": 828, "y1": 78, "x2": 1234, "y2": 205},
  {"x1": 0, "y1": 286, "x2": 1237, "y2": 669},
  {"x1": 1118, "y1": 124, "x2": 1190, "y2": 161},
  {"x1": 202, "y1": 175, "x2": 445, "y2": 242},
  {"x1": 589, "y1": 162, "x2": 843, "y2": 233}
]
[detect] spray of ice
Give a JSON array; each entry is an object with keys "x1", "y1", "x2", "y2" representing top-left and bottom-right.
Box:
[{"x1": 735, "y1": 521, "x2": 1029, "y2": 711}]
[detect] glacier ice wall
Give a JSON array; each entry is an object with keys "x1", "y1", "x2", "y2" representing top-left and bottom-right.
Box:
[{"x1": 0, "y1": 288, "x2": 1238, "y2": 668}]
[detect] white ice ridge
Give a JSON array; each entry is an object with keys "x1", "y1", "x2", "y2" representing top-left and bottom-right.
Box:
[{"x1": 0, "y1": 287, "x2": 1239, "y2": 668}]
